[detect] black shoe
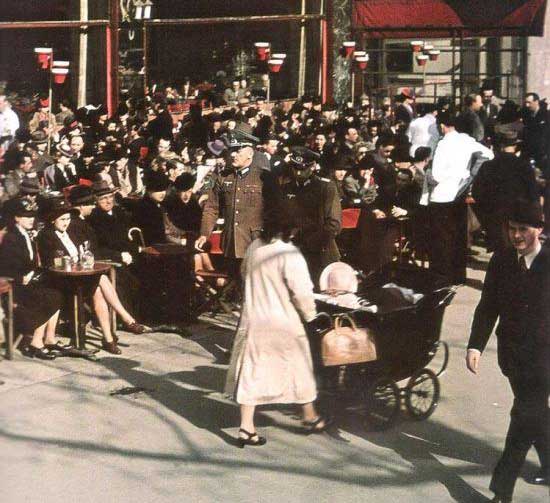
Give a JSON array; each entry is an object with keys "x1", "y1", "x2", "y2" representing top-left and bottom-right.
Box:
[
  {"x1": 527, "y1": 469, "x2": 549, "y2": 486},
  {"x1": 45, "y1": 342, "x2": 75, "y2": 356},
  {"x1": 22, "y1": 345, "x2": 56, "y2": 360},
  {"x1": 491, "y1": 495, "x2": 512, "y2": 503},
  {"x1": 302, "y1": 416, "x2": 332, "y2": 434},
  {"x1": 237, "y1": 428, "x2": 266, "y2": 448}
]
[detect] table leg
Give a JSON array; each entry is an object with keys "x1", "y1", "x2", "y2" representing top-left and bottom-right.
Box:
[
  {"x1": 109, "y1": 268, "x2": 117, "y2": 338},
  {"x1": 73, "y1": 286, "x2": 87, "y2": 350},
  {"x1": 6, "y1": 287, "x2": 14, "y2": 360}
]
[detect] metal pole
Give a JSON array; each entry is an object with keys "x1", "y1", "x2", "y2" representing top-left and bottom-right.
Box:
[
  {"x1": 106, "y1": 25, "x2": 112, "y2": 116},
  {"x1": 267, "y1": 74, "x2": 271, "y2": 103},
  {"x1": 77, "y1": 0, "x2": 88, "y2": 107},
  {"x1": 459, "y1": 29, "x2": 464, "y2": 108},
  {"x1": 47, "y1": 58, "x2": 53, "y2": 153},
  {"x1": 144, "y1": 14, "x2": 322, "y2": 27},
  {"x1": 350, "y1": 70, "x2": 355, "y2": 106},
  {"x1": 298, "y1": 0, "x2": 307, "y2": 98},
  {"x1": 143, "y1": 24, "x2": 148, "y2": 97},
  {"x1": 451, "y1": 30, "x2": 456, "y2": 110},
  {"x1": 318, "y1": 0, "x2": 324, "y2": 97}
]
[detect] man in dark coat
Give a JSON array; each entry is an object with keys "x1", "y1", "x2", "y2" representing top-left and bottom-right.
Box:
[
  {"x1": 467, "y1": 200, "x2": 549, "y2": 502},
  {"x1": 281, "y1": 146, "x2": 342, "y2": 285},
  {"x1": 195, "y1": 132, "x2": 280, "y2": 262},
  {"x1": 521, "y1": 93, "x2": 550, "y2": 172},
  {"x1": 87, "y1": 181, "x2": 139, "y2": 263},
  {"x1": 456, "y1": 93, "x2": 485, "y2": 142},
  {"x1": 472, "y1": 131, "x2": 539, "y2": 251}
]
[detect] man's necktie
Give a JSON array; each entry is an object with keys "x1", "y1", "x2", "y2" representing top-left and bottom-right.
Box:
[{"x1": 519, "y1": 255, "x2": 528, "y2": 273}]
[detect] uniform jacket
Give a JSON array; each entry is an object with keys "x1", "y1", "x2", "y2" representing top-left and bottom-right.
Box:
[
  {"x1": 468, "y1": 245, "x2": 550, "y2": 383},
  {"x1": 200, "y1": 163, "x2": 280, "y2": 259},
  {"x1": 472, "y1": 152, "x2": 539, "y2": 216},
  {"x1": 51, "y1": 163, "x2": 78, "y2": 191},
  {"x1": 87, "y1": 206, "x2": 138, "y2": 261},
  {"x1": 281, "y1": 175, "x2": 342, "y2": 263}
]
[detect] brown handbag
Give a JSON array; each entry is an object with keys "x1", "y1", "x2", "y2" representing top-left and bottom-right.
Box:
[{"x1": 320, "y1": 313, "x2": 377, "y2": 367}]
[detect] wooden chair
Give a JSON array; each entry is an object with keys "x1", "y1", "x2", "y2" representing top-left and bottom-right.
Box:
[
  {"x1": 0, "y1": 277, "x2": 17, "y2": 360},
  {"x1": 193, "y1": 231, "x2": 239, "y2": 319}
]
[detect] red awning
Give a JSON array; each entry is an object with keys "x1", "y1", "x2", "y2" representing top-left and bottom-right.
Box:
[{"x1": 353, "y1": 0, "x2": 547, "y2": 38}]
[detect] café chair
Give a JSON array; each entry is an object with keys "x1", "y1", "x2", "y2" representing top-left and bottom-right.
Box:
[{"x1": 193, "y1": 231, "x2": 239, "y2": 320}]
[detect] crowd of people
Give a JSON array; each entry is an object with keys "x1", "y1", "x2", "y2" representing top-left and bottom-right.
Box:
[
  {"x1": 0, "y1": 80, "x2": 548, "y2": 353},
  {"x1": 0, "y1": 75, "x2": 548, "y2": 499}
]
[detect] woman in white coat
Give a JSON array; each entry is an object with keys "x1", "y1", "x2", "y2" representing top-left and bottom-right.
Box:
[{"x1": 225, "y1": 208, "x2": 328, "y2": 447}]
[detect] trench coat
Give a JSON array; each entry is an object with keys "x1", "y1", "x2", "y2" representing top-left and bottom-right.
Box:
[{"x1": 225, "y1": 238, "x2": 318, "y2": 406}]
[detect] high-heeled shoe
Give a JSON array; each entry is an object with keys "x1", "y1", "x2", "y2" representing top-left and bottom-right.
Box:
[
  {"x1": 101, "y1": 339, "x2": 121, "y2": 355},
  {"x1": 237, "y1": 428, "x2": 266, "y2": 448}
]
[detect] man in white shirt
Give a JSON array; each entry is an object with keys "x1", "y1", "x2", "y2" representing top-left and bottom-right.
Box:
[
  {"x1": 427, "y1": 111, "x2": 493, "y2": 284},
  {"x1": 406, "y1": 103, "x2": 439, "y2": 157},
  {"x1": 0, "y1": 95, "x2": 20, "y2": 150}
]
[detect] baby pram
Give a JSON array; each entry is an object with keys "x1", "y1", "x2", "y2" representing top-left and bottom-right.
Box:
[{"x1": 313, "y1": 263, "x2": 456, "y2": 430}]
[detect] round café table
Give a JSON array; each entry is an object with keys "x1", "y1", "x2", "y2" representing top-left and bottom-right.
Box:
[{"x1": 49, "y1": 262, "x2": 111, "y2": 349}]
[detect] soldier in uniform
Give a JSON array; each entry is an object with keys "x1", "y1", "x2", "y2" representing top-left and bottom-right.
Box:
[
  {"x1": 281, "y1": 146, "x2": 342, "y2": 286},
  {"x1": 195, "y1": 131, "x2": 280, "y2": 268}
]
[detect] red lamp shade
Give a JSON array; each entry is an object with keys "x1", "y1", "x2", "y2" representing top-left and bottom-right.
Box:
[
  {"x1": 34, "y1": 47, "x2": 52, "y2": 69},
  {"x1": 268, "y1": 59, "x2": 283, "y2": 73},
  {"x1": 428, "y1": 50, "x2": 440, "y2": 61},
  {"x1": 254, "y1": 42, "x2": 270, "y2": 61},
  {"x1": 416, "y1": 55, "x2": 429, "y2": 66},
  {"x1": 342, "y1": 41, "x2": 356, "y2": 58},
  {"x1": 355, "y1": 56, "x2": 369, "y2": 70},
  {"x1": 410, "y1": 41, "x2": 424, "y2": 52},
  {"x1": 52, "y1": 68, "x2": 69, "y2": 84}
]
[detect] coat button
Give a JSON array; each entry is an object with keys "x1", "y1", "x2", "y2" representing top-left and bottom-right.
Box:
[{"x1": 235, "y1": 222, "x2": 239, "y2": 226}]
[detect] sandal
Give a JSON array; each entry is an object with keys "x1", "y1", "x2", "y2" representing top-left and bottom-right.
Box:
[
  {"x1": 302, "y1": 416, "x2": 332, "y2": 434},
  {"x1": 237, "y1": 428, "x2": 266, "y2": 448}
]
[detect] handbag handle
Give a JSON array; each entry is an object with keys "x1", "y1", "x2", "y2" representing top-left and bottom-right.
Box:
[{"x1": 334, "y1": 313, "x2": 358, "y2": 331}]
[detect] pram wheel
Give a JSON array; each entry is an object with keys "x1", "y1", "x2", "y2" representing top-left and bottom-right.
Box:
[
  {"x1": 364, "y1": 377, "x2": 400, "y2": 430},
  {"x1": 405, "y1": 368, "x2": 440, "y2": 420}
]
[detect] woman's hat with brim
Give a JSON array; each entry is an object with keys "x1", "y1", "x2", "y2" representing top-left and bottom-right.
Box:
[
  {"x1": 144, "y1": 171, "x2": 170, "y2": 192},
  {"x1": 319, "y1": 262, "x2": 359, "y2": 293},
  {"x1": 3, "y1": 197, "x2": 38, "y2": 219},
  {"x1": 91, "y1": 179, "x2": 118, "y2": 197},
  {"x1": 41, "y1": 197, "x2": 79, "y2": 222},
  {"x1": 174, "y1": 172, "x2": 196, "y2": 192}
]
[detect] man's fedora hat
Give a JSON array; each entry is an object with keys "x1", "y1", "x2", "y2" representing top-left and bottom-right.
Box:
[
  {"x1": 68, "y1": 185, "x2": 95, "y2": 206},
  {"x1": 56, "y1": 143, "x2": 76, "y2": 158},
  {"x1": 91, "y1": 179, "x2": 118, "y2": 197},
  {"x1": 508, "y1": 198, "x2": 544, "y2": 228}
]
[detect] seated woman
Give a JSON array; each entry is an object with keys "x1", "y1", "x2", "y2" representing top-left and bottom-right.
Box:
[
  {"x1": 38, "y1": 196, "x2": 146, "y2": 355},
  {"x1": 0, "y1": 198, "x2": 64, "y2": 360}
]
